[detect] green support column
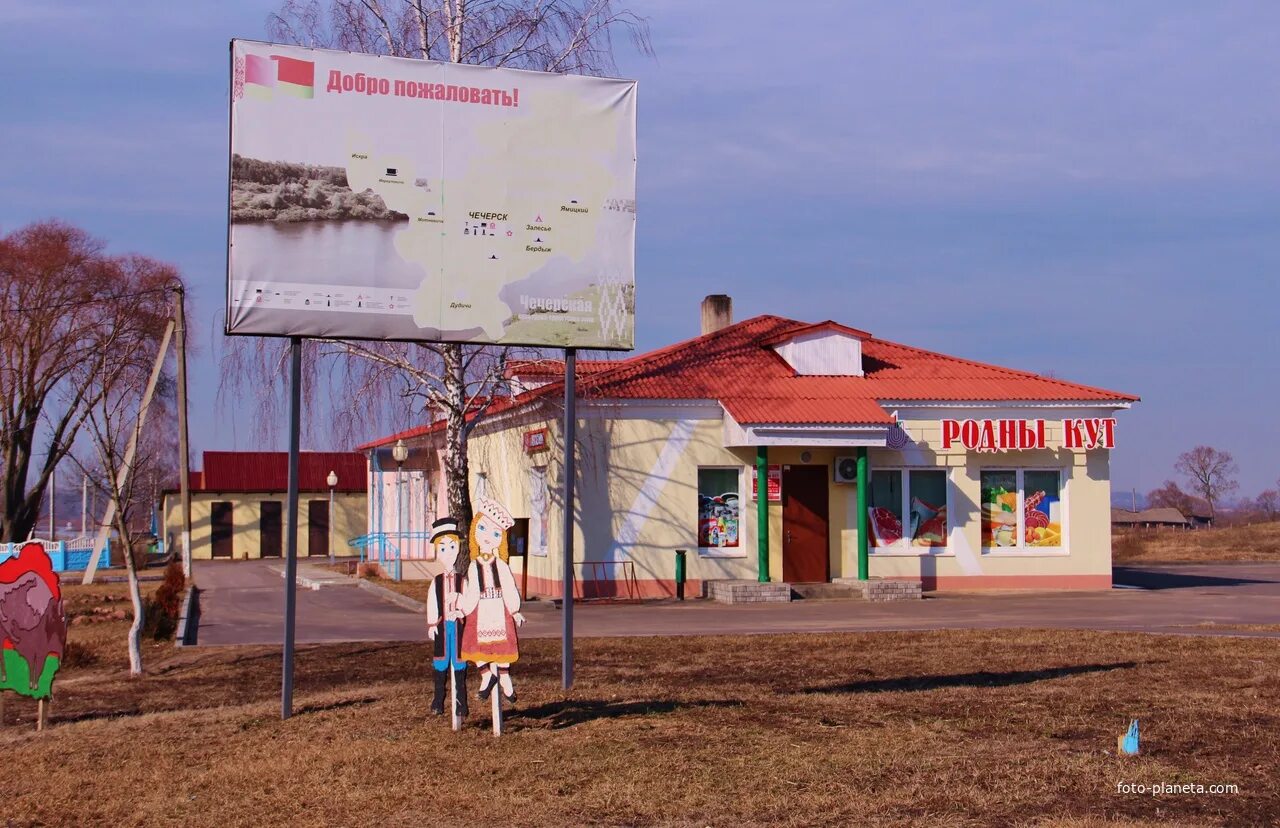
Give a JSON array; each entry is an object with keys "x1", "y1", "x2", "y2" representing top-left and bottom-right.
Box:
[
  {"x1": 756, "y1": 446, "x2": 769, "y2": 582},
  {"x1": 856, "y1": 446, "x2": 869, "y2": 581}
]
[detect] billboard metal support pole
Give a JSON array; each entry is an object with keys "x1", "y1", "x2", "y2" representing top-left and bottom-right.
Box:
[
  {"x1": 282, "y1": 337, "x2": 302, "y2": 720},
  {"x1": 561, "y1": 347, "x2": 577, "y2": 690}
]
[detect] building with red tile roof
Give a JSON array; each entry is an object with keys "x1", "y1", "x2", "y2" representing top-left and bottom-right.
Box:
[{"x1": 363, "y1": 299, "x2": 1137, "y2": 596}]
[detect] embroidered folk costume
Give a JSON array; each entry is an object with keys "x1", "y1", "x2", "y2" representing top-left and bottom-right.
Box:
[
  {"x1": 426, "y1": 517, "x2": 468, "y2": 717},
  {"x1": 460, "y1": 496, "x2": 526, "y2": 703}
]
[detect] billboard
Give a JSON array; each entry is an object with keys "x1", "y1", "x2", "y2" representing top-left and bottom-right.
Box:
[{"x1": 226, "y1": 40, "x2": 636, "y2": 349}]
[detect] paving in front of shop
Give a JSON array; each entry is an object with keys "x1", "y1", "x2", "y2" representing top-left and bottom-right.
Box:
[{"x1": 190, "y1": 560, "x2": 1280, "y2": 646}]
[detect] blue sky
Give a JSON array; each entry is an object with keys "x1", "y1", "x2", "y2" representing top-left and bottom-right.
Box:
[{"x1": 2, "y1": 0, "x2": 1277, "y2": 497}]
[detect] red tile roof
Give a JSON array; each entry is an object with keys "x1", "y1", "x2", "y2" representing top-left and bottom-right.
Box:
[
  {"x1": 361, "y1": 314, "x2": 1138, "y2": 444},
  {"x1": 192, "y1": 451, "x2": 367, "y2": 493},
  {"x1": 505, "y1": 359, "x2": 617, "y2": 378},
  {"x1": 758, "y1": 320, "x2": 871, "y2": 345}
]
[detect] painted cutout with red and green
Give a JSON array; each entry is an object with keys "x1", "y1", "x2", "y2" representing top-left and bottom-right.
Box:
[{"x1": 0, "y1": 543, "x2": 67, "y2": 699}]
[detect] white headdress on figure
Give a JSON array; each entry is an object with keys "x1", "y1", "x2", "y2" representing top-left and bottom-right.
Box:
[{"x1": 473, "y1": 496, "x2": 514, "y2": 529}]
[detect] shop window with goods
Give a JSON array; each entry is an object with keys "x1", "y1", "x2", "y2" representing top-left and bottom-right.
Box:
[
  {"x1": 697, "y1": 467, "x2": 742, "y2": 556},
  {"x1": 868, "y1": 469, "x2": 949, "y2": 551},
  {"x1": 981, "y1": 470, "x2": 1064, "y2": 550}
]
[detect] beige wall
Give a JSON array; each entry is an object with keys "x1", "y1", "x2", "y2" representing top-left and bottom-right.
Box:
[
  {"x1": 466, "y1": 410, "x2": 763, "y2": 591},
  {"x1": 417, "y1": 405, "x2": 1117, "y2": 592},
  {"x1": 161, "y1": 491, "x2": 366, "y2": 560}
]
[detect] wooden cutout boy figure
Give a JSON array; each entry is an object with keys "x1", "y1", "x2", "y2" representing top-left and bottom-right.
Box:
[
  {"x1": 426, "y1": 518, "x2": 468, "y2": 717},
  {"x1": 460, "y1": 496, "x2": 526, "y2": 703}
]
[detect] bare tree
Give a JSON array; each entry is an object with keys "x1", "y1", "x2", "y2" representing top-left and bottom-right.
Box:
[
  {"x1": 70, "y1": 257, "x2": 178, "y2": 676},
  {"x1": 1255, "y1": 489, "x2": 1279, "y2": 522},
  {"x1": 226, "y1": 0, "x2": 650, "y2": 537},
  {"x1": 1146, "y1": 479, "x2": 1196, "y2": 515},
  {"x1": 0, "y1": 221, "x2": 177, "y2": 542},
  {"x1": 1174, "y1": 446, "x2": 1239, "y2": 520}
]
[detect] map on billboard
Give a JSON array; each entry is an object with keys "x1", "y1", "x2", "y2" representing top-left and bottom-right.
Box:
[{"x1": 226, "y1": 40, "x2": 636, "y2": 349}]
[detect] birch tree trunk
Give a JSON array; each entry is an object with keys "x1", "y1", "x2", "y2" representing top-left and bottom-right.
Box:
[
  {"x1": 116, "y1": 510, "x2": 144, "y2": 676},
  {"x1": 443, "y1": 343, "x2": 472, "y2": 557}
]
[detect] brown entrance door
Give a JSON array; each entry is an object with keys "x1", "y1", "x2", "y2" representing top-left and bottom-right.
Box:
[
  {"x1": 308, "y1": 500, "x2": 329, "y2": 557},
  {"x1": 260, "y1": 501, "x2": 282, "y2": 558},
  {"x1": 782, "y1": 465, "x2": 829, "y2": 582},
  {"x1": 211, "y1": 501, "x2": 234, "y2": 559}
]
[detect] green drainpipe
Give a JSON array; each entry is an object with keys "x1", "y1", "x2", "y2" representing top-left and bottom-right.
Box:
[
  {"x1": 756, "y1": 446, "x2": 769, "y2": 582},
  {"x1": 856, "y1": 446, "x2": 869, "y2": 581}
]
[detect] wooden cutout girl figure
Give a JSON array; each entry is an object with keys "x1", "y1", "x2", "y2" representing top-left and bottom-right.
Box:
[
  {"x1": 460, "y1": 496, "x2": 526, "y2": 703},
  {"x1": 426, "y1": 518, "x2": 468, "y2": 718}
]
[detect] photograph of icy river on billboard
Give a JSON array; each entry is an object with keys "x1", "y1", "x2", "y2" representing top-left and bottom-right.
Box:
[{"x1": 226, "y1": 40, "x2": 636, "y2": 349}]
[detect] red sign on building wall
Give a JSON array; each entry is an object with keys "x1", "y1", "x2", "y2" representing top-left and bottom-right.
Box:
[
  {"x1": 941, "y1": 418, "x2": 1116, "y2": 452},
  {"x1": 523, "y1": 428, "x2": 549, "y2": 453},
  {"x1": 1061, "y1": 418, "x2": 1117, "y2": 450},
  {"x1": 751, "y1": 465, "x2": 782, "y2": 501}
]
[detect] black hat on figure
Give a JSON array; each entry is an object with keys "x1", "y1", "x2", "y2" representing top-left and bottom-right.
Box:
[{"x1": 431, "y1": 517, "x2": 461, "y2": 542}]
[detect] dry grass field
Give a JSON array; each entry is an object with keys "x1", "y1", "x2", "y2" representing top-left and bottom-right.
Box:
[
  {"x1": 2, "y1": 585, "x2": 1277, "y2": 827},
  {"x1": 1113, "y1": 522, "x2": 1280, "y2": 564}
]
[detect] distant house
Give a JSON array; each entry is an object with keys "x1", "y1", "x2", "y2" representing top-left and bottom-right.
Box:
[
  {"x1": 1111, "y1": 507, "x2": 1191, "y2": 530},
  {"x1": 160, "y1": 451, "x2": 367, "y2": 561},
  {"x1": 1186, "y1": 506, "x2": 1214, "y2": 528}
]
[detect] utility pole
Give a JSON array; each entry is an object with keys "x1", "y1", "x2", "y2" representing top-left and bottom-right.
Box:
[
  {"x1": 174, "y1": 286, "x2": 194, "y2": 581},
  {"x1": 49, "y1": 467, "x2": 56, "y2": 540},
  {"x1": 81, "y1": 474, "x2": 87, "y2": 535},
  {"x1": 82, "y1": 320, "x2": 175, "y2": 583}
]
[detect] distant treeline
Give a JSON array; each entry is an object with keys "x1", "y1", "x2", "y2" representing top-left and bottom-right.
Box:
[{"x1": 231, "y1": 154, "x2": 407, "y2": 223}]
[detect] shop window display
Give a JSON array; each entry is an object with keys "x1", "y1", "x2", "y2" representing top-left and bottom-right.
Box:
[
  {"x1": 981, "y1": 469, "x2": 1063, "y2": 549},
  {"x1": 869, "y1": 469, "x2": 949, "y2": 549},
  {"x1": 697, "y1": 468, "x2": 740, "y2": 550}
]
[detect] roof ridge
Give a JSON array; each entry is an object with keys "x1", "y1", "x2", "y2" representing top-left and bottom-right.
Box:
[
  {"x1": 866, "y1": 336, "x2": 1140, "y2": 402},
  {"x1": 575, "y1": 314, "x2": 804, "y2": 386}
]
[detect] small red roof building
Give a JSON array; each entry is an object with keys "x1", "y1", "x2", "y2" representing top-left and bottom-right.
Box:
[{"x1": 181, "y1": 451, "x2": 368, "y2": 493}]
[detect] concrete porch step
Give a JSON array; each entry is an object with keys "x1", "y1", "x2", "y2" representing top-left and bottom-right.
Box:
[
  {"x1": 832, "y1": 577, "x2": 924, "y2": 601},
  {"x1": 708, "y1": 580, "x2": 792, "y2": 604},
  {"x1": 790, "y1": 582, "x2": 865, "y2": 600}
]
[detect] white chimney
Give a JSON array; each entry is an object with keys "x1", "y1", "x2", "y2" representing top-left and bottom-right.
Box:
[{"x1": 700, "y1": 295, "x2": 733, "y2": 335}]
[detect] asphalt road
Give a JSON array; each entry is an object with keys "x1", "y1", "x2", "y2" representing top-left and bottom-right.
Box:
[
  {"x1": 190, "y1": 560, "x2": 1280, "y2": 646},
  {"x1": 193, "y1": 559, "x2": 426, "y2": 646}
]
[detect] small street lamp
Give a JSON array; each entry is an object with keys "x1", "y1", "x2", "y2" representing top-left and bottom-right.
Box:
[
  {"x1": 392, "y1": 439, "x2": 409, "y2": 581},
  {"x1": 326, "y1": 470, "x2": 338, "y2": 566}
]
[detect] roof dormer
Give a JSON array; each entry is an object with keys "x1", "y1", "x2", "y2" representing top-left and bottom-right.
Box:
[{"x1": 763, "y1": 321, "x2": 870, "y2": 376}]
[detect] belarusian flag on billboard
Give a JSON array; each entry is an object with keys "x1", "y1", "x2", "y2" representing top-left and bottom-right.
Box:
[
  {"x1": 243, "y1": 53, "x2": 315, "y2": 99},
  {"x1": 272, "y1": 55, "x2": 315, "y2": 98}
]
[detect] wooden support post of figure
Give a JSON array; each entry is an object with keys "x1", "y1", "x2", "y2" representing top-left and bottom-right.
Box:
[
  {"x1": 449, "y1": 665, "x2": 461, "y2": 732},
  {"x1": 460, "y1": 497, "x2": 525, "y2": 738},
  {"x1": 426, "y1": 518, "x2": 469, "y2": 728},
  {"x1": 37, "y1": 699, "x2": 47, "y2": 732},
  {"x1": 490, "y1": 664, "x2": 503, "y2": 736}
]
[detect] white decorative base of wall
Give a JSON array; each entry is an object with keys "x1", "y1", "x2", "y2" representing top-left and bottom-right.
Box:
[{"x1": 708, "y1": 580, "x2": 792, "y2": 604}]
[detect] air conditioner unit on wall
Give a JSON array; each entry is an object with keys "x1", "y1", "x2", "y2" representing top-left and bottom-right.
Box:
[{"x1": 833, "y1": 456, "x2": 858, "y2": 484}]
